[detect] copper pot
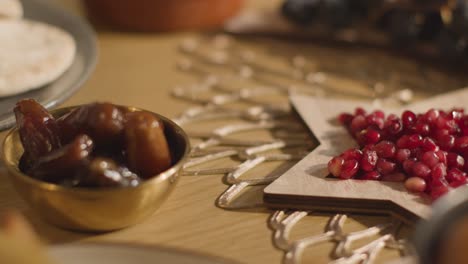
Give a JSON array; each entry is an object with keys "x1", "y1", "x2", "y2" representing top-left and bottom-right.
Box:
[{"x1": 83, "y1": 0, "x2": 244, "y2": 32}]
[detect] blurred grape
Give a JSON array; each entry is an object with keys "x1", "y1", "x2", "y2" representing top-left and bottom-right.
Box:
[
  {"x1": 388, "y1": 10, "x2": 422, "y2": 45},
  {"x1": 419, "y1": 12, "x2": 443, "y2": 41},
  {"x1": 436, "y1": 29, "x2": 467, "y2": 60},
  {"x1": 281, "y1": 0, "x2": 321, "y2": 25}
]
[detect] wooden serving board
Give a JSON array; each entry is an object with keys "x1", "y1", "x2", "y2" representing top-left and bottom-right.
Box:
[{"x1": 264, "y1": 88, "x2": 468, "y2": 223}]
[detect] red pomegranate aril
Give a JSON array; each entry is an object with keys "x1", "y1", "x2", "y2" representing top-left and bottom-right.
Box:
[
  {"x1": 350, "y1": 115, "x2": 367, "y2": 134},
  {"x1": 340, "y1": 148, "x2": 363, "y2": 161},
  {"x1": 374, "y1": 140, "x2": 396, "y2": 159},
  {"x1": 430, "y1": 185, "x2": 450, "y2": 200},
  {"x1": 382, "y1": 173, "x2": 406, "y2": 182},
  {"x1": 339, "y1": 159, "x2": 359, "y2": 179},
  {"x1": 454, "y1": 136, "x2": 468, "y2": 151},
  {"x1": 424, "y1": 109, "x2": 440, "y2": 123},
  {"x1": 328, "y1": 157, "x2": 344, "y2": 177},
  {"x1": 396, "y1": 135, "x2": 410, "y2": 149},
  {"x1": 385, "y1": 118, "x2": 403, "y2": 135},
  {"x1": 421, "y1": 137, "x2": 439, "y2": 152},
  {"x1": 357, "y1": 129, "x2": 381, "y2": 145},
  {"x1": 405, "y1": 177, "x2": 427, "y2": 192},
  {"x1": 449, "y1": 180, "x2": 467, "y2": 188},
  {"x1": 372, "y1": 110, "x2": 385, "y2": 119},
  {"x1": 402, "y1": 110, "x2": 417, "y2": 128},
  {"x1": 366, "y1": 115, "x2": 384, "y2": 130},
  {"x1": 360, "y1": 171, "x2": 381, "y2": 180},
  {"x1": 451, "y1": 108, "x2": 464, "y2": 118},
  {"x1": 447, "y1": 152, "x2": 465, "y2": 169},
  {"x1": 435, "y1": 116, "x2": 458, "y2": 132},
  {"x1": 437, "y1": 135, "x2": 455, "y2": 151},
  {"x1": 433, "y1": 129, "x2": 450, "y2": 140},
  {"x1": 338, "y1": 113, "x2": 354, "y2": 126},
  {"x1": 412, "y1": 123, "x2": 430, "y2": 136},
  {"x1": 446, "y1": 168, "x2": 467, "y2": 187},
  {"x1": 431, "y1": 163, "x2": 447, "y2": 180},
  {"x1": 403, "y1": 159, "x2": 417, "y2": 174},
  {"x1": 376, "y1": 158, "x2": 396, "y2": 175},
  {"x1": 361, "y1": 149, "x2": 378, "y2": 172},
  {"x1": 395, "y1": 148, "x2": 411, "y2": 163},
  {"x1": 421, "y1": 151, "x2": 440, "y2": 168},
  {"x1": 435, "y1": 150, "x2": 448, "y2": 165},
  {"x1": 411, "y1": 148, "x2": 424, "y2": 160},
  {"x1": 412, "y1": 162, "x2": 431, "y2": 179},
  {"x1": 354, "y1": 107, "x2": 366, "y2": 116}
]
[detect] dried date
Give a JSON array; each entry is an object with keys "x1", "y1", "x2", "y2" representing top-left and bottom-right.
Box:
[{"x1": 124, "y1": 111, "x2": 172, "y2": 178}]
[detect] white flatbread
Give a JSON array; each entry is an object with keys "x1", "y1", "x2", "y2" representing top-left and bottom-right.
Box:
[
  {"x1": 0, "y1": 19, "x2": 76, "y2": 97},
  {"x1": 0, "y1": 0, "x2": 23, "y2": 19}
]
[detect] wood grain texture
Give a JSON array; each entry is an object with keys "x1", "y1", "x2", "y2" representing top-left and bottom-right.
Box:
[{"x1": 265, "y1": 88, "x2": 468, "y2": 223}]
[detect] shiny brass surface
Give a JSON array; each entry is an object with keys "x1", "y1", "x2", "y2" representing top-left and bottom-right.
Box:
[{"x1": 1, "y1": 106, "x2": 190, "y2": 232}]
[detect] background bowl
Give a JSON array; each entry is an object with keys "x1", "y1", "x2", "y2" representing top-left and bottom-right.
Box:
[
  {"x1": 83, "y1": 0, "x2": 244, "y2": 32},
  {"x1": 2, "y1": 106, "x2": 190, "y2": 232}
]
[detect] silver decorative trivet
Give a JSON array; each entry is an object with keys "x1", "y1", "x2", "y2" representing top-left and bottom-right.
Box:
[{"x1": 171, "y1": 35, "x2": 459, "y2": 263}]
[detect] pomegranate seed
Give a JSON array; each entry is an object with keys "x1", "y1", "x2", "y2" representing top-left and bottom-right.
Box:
[
  {"x1": 339, "y1": 159, "x2": 359, "y2": 179},
  {"x1": 340, "y1": 148, "x2": 363, "y2": 161},
  {"x1": 374, "y1": 140, "x2": 396, "y2": 158},
  {"x1": 412, "y1": 123, "x2": 430, "y2": 136},
  {"x1": 354, "y1": 107, "x2": 366, "y2": 116},
  {"x1": 403, "y1": 159, "x2": 417, "y2": 174},
  {"x1": 411, "y1": 148, "x2": 424, "y2": 160},
  {"x1": 431, "y1": 163, "x2": 447, "y2": 180},
  {"x1": 421, "y1": 137, "x2": 439, "y2": 152},
  {"x1": 421, "y1": 151, "x2": 440, "y2": 168},
  {"x1": 366, "y1": 115, "x2": 384, "y2": 130},
  {"x1": 433, "y1": 129, "x2": 450, "y2": 141},
  {"x1": 454, "y1": 136, "x2": 468, "y2": 151},
  {"x1": 435, "y1": 150, "x2": 448, "y2": 165},
  {"x1": 396, "y1": 135, "x2": 410, "y2": 149},
  {"x1": 372, "y1": 110, "x2": 385, "y2": 119},
  {"x1": 446, "y1": 168, "x2": 467, "y2": 187},
  {"x1": 430, "y1": 185, "x2": 450, "y2": 200},
  {"x1": 405, "y1": 177, "x2": 427, "y2": 192},
  {"x1": 382, "y1": 173, "x2": 406, "y2": 182},
  {"x1": 449, "y1": 108, "x2": 464, "y2": 120},
  {"x1": 359, "y1": 171, "x2": 381, "y2": 180},
  {"x1": 361, "y1": 149, "x2": 378, "y2": 172},
  {"x1": 385, "y1": 118, "x2": 403, "y2": 135},
  {"x1": 350, "y1": 115, "x2": 367, "y2": 133},
  {"x1": 328, "y1": 157, "x2": 344, "y2": 177},
  {"x1": 435, "y1": 116, "x2": 457, "y2": 132},
  {"x1": 412, "y1": 162, "x2": 431, "y2": 179},
  {"x1": 338, "y1": 113, "x2": 354, "y2": 125},
  {"x1": 424, "y1": 109, "x2": 440, "y2": 123},
  {"x1": 431, "y1": 175, "x2": 449, "y2": 188},
  {"x1": 395, "y1": 148, "x2": 411, "y2": 163},
  {"x1": 402, "y1": 110, "x2": 416, "y2": 128},
  {"x1": 447, "y1": 152, "x2": 465, "y2": 169},
  {"x1": 357, "y1": 129, "x2": 381, "y2": 145},
  {"x1": 437, "y1": 135, "x2": 455, "y2": 151},
  {"x1": 376, "y1": 158, "x2": 396, "y2": 175}
]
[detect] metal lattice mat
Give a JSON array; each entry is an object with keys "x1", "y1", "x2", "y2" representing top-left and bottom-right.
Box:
[{"x1": 171, "y1": 34, "x2": 460, "y2": 263}]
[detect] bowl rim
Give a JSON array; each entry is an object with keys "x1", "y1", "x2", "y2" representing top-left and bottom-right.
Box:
[{"x1": 1, "y1": 104, "x2": 191, "y2": 193}]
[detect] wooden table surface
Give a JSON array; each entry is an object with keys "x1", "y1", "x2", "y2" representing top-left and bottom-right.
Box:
[{"x1": 0, "y1": 1, "x2": 467, "y2": 263}]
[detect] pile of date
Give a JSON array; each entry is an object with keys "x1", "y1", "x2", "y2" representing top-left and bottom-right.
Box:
[{"x1": 14, "y1": 99, "x2": 172, "y2": 187}]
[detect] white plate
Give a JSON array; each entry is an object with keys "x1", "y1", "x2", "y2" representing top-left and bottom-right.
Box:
[
  {"x1": 0, "y1": 0, "x2": 97, "y2": 130},
  {"x1": 49, "y1": 244, "x2": 233, "y2": 264}
]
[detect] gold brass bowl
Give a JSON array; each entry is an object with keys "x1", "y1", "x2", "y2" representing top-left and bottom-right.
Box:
[{"x1": 2, "y1": 106, "x2": 190, "y2": 232}]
